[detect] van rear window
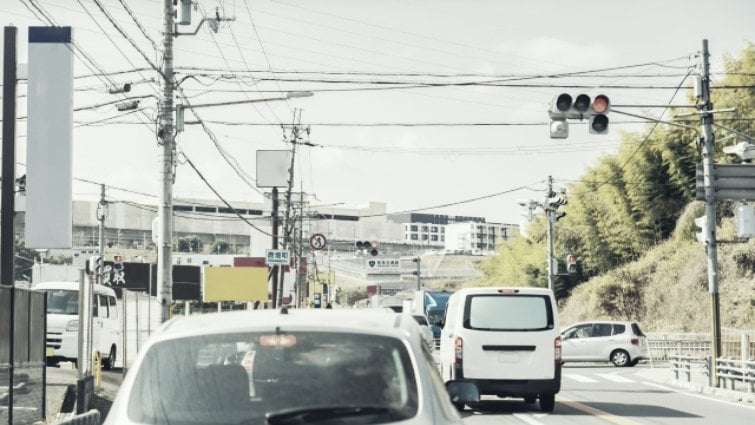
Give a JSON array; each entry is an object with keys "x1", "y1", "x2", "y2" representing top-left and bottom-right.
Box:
[{"x1": 464, "y1": 294, "x2": 553, "y2": 331}]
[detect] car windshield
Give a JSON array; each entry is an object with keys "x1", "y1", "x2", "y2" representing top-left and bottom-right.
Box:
[
  {"x1": 127, "y1": 331, "x2": 419, "y2": 425},
  {"x1": 45, "y1": 289, "x2": 78, "y2": 315}
]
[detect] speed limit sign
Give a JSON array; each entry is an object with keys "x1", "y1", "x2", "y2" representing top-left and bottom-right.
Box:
[{"x1": 309, "y1": 233, "x2": 327, "y2": 250}]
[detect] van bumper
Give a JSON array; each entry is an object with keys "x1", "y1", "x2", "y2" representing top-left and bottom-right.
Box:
[{"x1": 457, "y1": 363, "x2": 561, "y2": 396}]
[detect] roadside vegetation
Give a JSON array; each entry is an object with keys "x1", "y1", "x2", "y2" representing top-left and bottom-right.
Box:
[{"x1": 469, "y1": 43, "x2": 755, "y2": 332}]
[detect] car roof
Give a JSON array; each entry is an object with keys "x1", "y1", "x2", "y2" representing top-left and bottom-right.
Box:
[
  {"x1": 564, "y1": 320, "x2": 637, "y2": 327},
  {"x1": 32, "y1": 281, "x2": 116, "y2": 295},
  {"x1": 452, "y1": 287, "x2": 554, "y2": 297},
  {"x1": 155, "y1": 308, "x2": 419, "y2": 343}
]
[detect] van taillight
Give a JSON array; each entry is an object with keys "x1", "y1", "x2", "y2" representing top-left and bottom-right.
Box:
[
  {"x1": 631, "y1": 338, "x2": 639, "y2": 346},
  {"x1": 554, "y1": 336, "x2": 562, "y2": 362},
  {"x1": 454, "y1": 337, "x2": 463, "y2": 364}
]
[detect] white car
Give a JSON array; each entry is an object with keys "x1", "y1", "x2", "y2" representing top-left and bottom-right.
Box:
[
  {"x1": 408, "y1": 313, "x2": 435, "y2": 350},
  {"x1": 438, "y1": 287, "x2": 561, "y2": 412},
  {"x1": 104, "y1": 308, "x2": 478, "y2": 425},
  {"x1": 561, "y1": 320, "x2": 649, "y2": 367}
]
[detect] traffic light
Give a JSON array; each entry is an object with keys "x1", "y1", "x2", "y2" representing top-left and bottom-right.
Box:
[
  {"x1": 549, "y1": 93, "x2": 610, "y2": 138},
  {"x1": 695, "y1": 215, "x2": 708, "y2": 244},
  {"x1": 549, "y1": 93, "x2": 591, "y2": 120},
  {"x1": 355, "y1": 240, "x2": 378, "y2": 256},
  {"x1": 549, "y1": 93, "x2": 588, "y2": 139},
  {"x1": 589, "y1": 94, "x2": 610, "y2": 134},
  {"x1": 545, "y1": 194, "x2": 567, "y2": 222},
  {"x1": 566, "y1": 255, "x2": 578, "y2": 274}
]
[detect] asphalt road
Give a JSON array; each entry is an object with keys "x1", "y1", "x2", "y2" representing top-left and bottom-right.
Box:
[{"x1": 458, "y1": 363, "x2": 755, "y2": 425}]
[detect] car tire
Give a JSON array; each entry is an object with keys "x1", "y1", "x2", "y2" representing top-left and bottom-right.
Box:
[
  {"x1": 629, "y1": 358, "x2": 640, "y2": 367},
  {"x1": 539, "y1": 394, "x2": 555, "y2": 412},
  {"x1": 610, "y1": 349, "x2": 630, "y2": 367},
  {"x1": 103, "y1": 346, "x2": 116, "y2": 370},
  {"x1": 524, "y1": 396, "x2": 536, "y2": 404}
]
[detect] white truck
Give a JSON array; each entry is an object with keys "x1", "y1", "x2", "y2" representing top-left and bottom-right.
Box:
[{"x1": 35, "y1": 280, "x2": 161, "y2": 370}]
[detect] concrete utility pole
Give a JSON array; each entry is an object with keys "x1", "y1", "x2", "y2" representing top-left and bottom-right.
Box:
[
  {"x1": 545, "y1": 175, "x2": 555, "y2": 291},
  {"x1": 698, "y1": 39, "x2": 722, "y2": 387},
  {"x1": 157, "y1": 0, "x2": 175, "y2": 323},
  {"x1": 2, "y1": 25, "x2": 17, "y2": 424},
  {"x1": 97, "y1": 185, "x2": 107, "y2": 272},
  {"x1": 279, "y1": 109, "x2": 306, "y2": 308}
]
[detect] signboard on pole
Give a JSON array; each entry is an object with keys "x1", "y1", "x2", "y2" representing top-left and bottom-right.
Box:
[
  {"x1": 695, "y1": 164, "x2": 755, "y2": 201},
  {"x1": 265, "y1": 249, "x2": 291, "y2": 266}
]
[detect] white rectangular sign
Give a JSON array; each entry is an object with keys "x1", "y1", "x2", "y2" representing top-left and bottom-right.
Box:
[
  {"x1": 256, "y1": 150, "x2": 291, "y2": 188},
  {"x1": 265, "y1": 249, "x2": 291, "y2": 266},
  {"x1": 365, "y1": 257, "x2": 401, "y2": 275},
  {"x1": 25, "y1": 27, "x2": 73, "y2": 248}
]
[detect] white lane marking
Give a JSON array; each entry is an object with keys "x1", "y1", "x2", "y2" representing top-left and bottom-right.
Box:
[
  {"x1": 643, "y1": 382, "x2": 755, "y2": 410},
  {"x1": 512, "y1": 413, "x2": 547, "y2": 425},
  {"x1": 564, "y1": 373, "x2": 598, "y2": 383},
  {"x1": 597, "y1": 373, "x2": 636, "y2": 383}
]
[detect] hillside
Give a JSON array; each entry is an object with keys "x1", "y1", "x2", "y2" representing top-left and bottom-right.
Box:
[{"x1": 558, "y1": 203, "x2": 755, "y2": 332}]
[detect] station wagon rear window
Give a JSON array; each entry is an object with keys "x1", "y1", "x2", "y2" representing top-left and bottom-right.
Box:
[{"x1": 463, "y1": 294, "x2": 554, "y2": 331}]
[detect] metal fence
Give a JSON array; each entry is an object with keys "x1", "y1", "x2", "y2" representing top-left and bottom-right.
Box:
[
  {"x1": 0, "y1": 285, "x2": 47, "y2": 424},
  {"x1": 647, "y1": 328, "x2": 755, "y2": 361}
]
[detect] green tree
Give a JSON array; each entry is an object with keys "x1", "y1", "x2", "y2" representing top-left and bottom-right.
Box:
[
  {"x1": 176, "y1": 236, "x2": 204, "y2": 253},
  {"x1": 211, "y1": 240, "x2": 232, "y2": 254},
  {"x1": 14, "y1": 241, "x2": 40, "y2": 282}
]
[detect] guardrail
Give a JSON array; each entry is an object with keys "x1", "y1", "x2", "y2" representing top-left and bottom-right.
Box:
[
  {"x1": 717, "y1": 357, "x2": 755, "y2": 393},
  {"x1": 669, "y1": 354, "x2": 708, "y2": 382}
]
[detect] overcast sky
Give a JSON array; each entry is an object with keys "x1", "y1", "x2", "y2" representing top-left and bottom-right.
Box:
[{"x1": 3, "y1": 0, "x2": 754, "y2": 225}]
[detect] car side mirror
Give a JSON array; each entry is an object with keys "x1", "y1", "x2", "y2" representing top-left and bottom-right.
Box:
[{"x1": 446, "y1": 381, "x2": 479, "y2": 405}]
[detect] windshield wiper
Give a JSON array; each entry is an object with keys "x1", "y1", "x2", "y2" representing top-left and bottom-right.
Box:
[{"x1": 265, "y1": 406, "x2": 398, "y2": 425}]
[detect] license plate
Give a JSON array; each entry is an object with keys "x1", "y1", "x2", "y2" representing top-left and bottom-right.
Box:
[
  {"x1": 497, "y1": 352, "x2": 520, "y2": 363},
  {"x1": 46, "y1": 347, "x2": 54, "y2": 357}
]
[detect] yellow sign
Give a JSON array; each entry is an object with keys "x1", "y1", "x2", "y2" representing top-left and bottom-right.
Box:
[
  {"x1": 204, "y1": 267, "x2": 269, "y2": 302},
  {"x1": 46, "y1": 347, "x2": 54, "y2": 357}
]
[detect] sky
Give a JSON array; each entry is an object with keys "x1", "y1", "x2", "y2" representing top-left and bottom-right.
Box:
[{"x1": 2, "y1": 0, "x2": 754, "y2": 225}]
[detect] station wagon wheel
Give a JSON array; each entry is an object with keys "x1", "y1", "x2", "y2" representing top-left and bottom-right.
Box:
[{"x1": 610, "y1": 349, "x2": 630, "y2": 367}]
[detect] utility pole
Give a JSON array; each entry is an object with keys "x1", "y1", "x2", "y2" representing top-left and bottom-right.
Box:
[
  {"x1": 698, "y1": 39, "x2": 721, "y2": 387},
  {"x1": 412, "y1": 257, "x2": 422, "y2": 290},
  {"x1": 97, "y1": 185, "x2": 107, "y2": 274},
  {"x1": 297, "y1": 188, "x2": 305, "y2": 308},
  {"x1": 545, "y1": 175, "x2": 555, "y2": 291},
  {"x1": 157, "y1": 0, "x2": 175, "y2": 323},
  {"x1": 2, "y1": 25, "x2": 17, "y2": 425},
  {"x1": 271, "y1": 188, "x2": 279, "y2": 308},
  {"x1": 279, "y1": 109, "x2": 306, "y2": 308}
]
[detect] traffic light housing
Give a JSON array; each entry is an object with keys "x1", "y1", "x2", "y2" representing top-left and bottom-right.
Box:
[
  {"x1": 549, "y1": 93, "x2": 610, "y2": 138},
  {"x1": 589, "y1": 94, "x2": 610, "y2": 134},
  {"x1": 566, "y1": 254, "x2": 578, "y2": 274},
  {"x1": 545, "y1": 194, "x2": 567, "y2": 222},
  {"x1": 355, "y1": 240, "x2": 378, "y2": 256}
]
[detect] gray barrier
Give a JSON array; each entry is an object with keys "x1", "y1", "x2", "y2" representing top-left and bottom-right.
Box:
[{"x1": 0, "y1": 285, "x2": 47, "y2": 424}]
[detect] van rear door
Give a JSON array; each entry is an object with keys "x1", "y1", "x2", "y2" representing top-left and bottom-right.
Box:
[{"x1": 461, "y1": 292, "x2": 557, "y2": 381}]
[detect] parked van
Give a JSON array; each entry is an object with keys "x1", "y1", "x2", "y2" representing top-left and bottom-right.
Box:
[
  {"x1": 438, "y1": 287, "x2": 561, "y2": 412},
  {"x1": 35, "y1": 281, "x2": 121, "y2": 369}
]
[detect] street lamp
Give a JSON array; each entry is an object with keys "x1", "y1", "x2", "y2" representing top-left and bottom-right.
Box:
[{"x1": 175, "y1": 91, "x2": 314, "y2": 131}]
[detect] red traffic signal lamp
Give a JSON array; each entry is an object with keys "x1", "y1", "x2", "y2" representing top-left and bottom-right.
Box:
[{"x1": 589, "y1": 94, "x2": 610, "y2": 134}]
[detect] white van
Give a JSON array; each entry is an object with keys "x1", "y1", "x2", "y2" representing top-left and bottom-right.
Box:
[
  {"x1": 438, "y1": 287, "x2": 561, "y2": 412},
  {"x1": 35, "y1": 281, "x2": 122, "y2": 369}
]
